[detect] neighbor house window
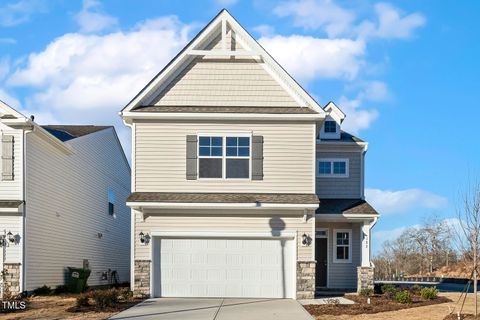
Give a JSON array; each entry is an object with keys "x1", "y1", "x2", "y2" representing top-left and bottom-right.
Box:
[
  {"x1": 107, "y1": 190, "x2": 115, "y2": 216},
  {"x1": 198, "y1": 135, "x2": 250, "y2": 179},
  {"x1": 334, "y1": 229, "x2": 351, "y2": 263},
  {"x1": 324, "y1": 121, "x2": 337, "y2": 133},
  {"x1": 317, "y1": 159, "x2": 349, "y2": 177}
]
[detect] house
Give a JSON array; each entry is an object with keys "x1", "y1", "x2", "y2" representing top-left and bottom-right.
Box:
[
  {"x1": 0, "y1": 101, "x2": 131, "y2": 295},
  {"x1": 120, "y1": 9, "x2": 378, "y2": 300}
]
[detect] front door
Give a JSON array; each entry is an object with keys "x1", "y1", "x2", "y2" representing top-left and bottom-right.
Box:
[{"x1": 315, "y1": 238, "x2": 328, "y2": 287}]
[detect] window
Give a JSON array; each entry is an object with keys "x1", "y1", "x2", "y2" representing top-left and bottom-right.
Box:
[
  {"x1": 324, "y1": 121, "x2": 337, "y2": 133},
  {"x1": 317, "y1": 159, "x2": 349, "y2": 177},
  {"x1": 334, "y1": 230, "x2": 351, "y2": 263},
  {"x1": 198, "y1": 135, "x2": 250, "y2": 179},
  {"x1": 107, "y1": 190, "x2": 115, "y2": 216},
  {"x1": 199, "y1": 136, "x2": 223, "y2": 178}
]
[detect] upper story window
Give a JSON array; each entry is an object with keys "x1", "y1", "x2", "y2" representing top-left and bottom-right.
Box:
[
  {"x1": 324, "y1": 121, "x2": 337, "y2": 133},
  {"x1": 107, "y1": 190, "x2": 115, "y2": 217},
  {"x1": 317, "y1": 158, "x2": 349, "y2": 178},
  {"x1": 198, "y1": 135, "x2": 251, "y2": 179},
  {"x1": 334, "y1": 229, "x2": 352, "y2": 263}
]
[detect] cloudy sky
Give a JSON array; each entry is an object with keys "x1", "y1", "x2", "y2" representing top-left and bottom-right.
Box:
[{"x1": 0, "y1": 0, "x2": 478, "y2": 253}]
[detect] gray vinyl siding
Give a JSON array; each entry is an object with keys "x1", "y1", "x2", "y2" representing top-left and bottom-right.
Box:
[
  {"x1": 316, "y1": 151, "x2": 362, "y2": 198},
  {"x1": 134, "y1": 121, "x2": 315, "y2": 193},
  {"x1": 25, "y1": 128, "x2": 131, "y2": 290},
  {"x1": 316, "y1": 222, "x2": 361, "y2": 289}
]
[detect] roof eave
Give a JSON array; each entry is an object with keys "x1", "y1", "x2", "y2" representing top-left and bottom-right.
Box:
[{"x1": 127, "y1": 201, "x2": 319, "y2": 211}]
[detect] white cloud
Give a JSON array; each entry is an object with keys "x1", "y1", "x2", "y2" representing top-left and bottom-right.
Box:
[
  {"x1": 0, "y1": 89, "x2": 21, "y2": 110},
  {"x1": 273, "y1": 0, "x2": 355, "y2": 37},
  {"x1": 373, "y1": 225, "x2": 410, "y2": 247},
  {"x1": 253, "y1": 24, "x2": 275, "y2": 37},
  {"x1": 357, "y1": 80, "x2": 389, "y2": 102},
  {"x1": 75, "y1": 0, "x2": 118, "y2": 34},
  {"x1": 357, "y1": 3, "x2": 426, "y2": 40},
  {"x1": 0, "y1": 0, "x2": 47, "y2": 27},
  {"x1": 259, "y1": 35, "x2": 365, "y2": 81},
  {"x1": 366, "y1": 188, "x2": 448, "y2": 215},
  {"x1": 6, "y1": 15, "x2": 193, "y2": 154},
  {"x1": 337, "y1": 96, "x2": 379, "y2": 134}
]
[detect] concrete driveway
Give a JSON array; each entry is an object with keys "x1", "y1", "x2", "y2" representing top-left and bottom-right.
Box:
[{"x1": 110, "y1": 298, "x2": 313, "y2": 320}]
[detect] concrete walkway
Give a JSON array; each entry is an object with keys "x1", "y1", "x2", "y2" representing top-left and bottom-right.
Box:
[{"x1": 110, "y1": 298, "x2": 313, "y2": 320}]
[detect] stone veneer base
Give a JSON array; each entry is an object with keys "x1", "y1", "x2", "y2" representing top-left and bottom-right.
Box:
[
  {"x1": 296, "y1": 260, "x2": 316, "y2": 299},
  {"x1": 134, "y1": 260, "x2": 151, "y2": 297},
  {"x1": 357, "y1": 266, "x2": 374, "y2": 293}
]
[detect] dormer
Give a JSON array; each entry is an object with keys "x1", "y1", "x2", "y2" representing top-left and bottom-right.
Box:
[{"x1": 319, "y1": 102, "x2": 346, "y2": 140}]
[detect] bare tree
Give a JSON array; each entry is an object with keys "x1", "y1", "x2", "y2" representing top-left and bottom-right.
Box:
[{"x1": 456, "y1": 179, "x2": 480, "y2": 317}]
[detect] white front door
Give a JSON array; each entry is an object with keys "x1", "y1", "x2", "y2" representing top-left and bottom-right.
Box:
[{"x1": 153, "y1": 237, "x2": 294, "y2": 298}]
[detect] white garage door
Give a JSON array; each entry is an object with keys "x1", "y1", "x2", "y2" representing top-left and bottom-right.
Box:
[{"x1": 152, "y1": 237, "x2": 294, "y2": 298}]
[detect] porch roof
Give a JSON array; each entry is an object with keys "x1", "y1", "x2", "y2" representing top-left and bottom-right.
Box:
[
  {"x1": 127, "y1": 192, "x2": 320, "y2": 205},
  {"x1": 0, "y1": 200, "x2": 23, "y2": 208},
  {"x1": 316, "y1": 199, "x2": 378, "y2": 215}
]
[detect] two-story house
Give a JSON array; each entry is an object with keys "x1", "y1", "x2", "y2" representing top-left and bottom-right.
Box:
[
  {"x1": 121, "y1": 9, "x2": 378, "y2": 300},
  {"x1": 0, "y1": 101, "x2": 131, "y2": 295}
]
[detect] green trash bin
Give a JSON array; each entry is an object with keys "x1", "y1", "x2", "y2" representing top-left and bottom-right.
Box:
[{"x1": 67, "y1": 267, "x2": 91, "y2": 293}]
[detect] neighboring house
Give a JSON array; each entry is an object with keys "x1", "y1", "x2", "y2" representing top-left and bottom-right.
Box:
[
  {"x1": 0, "y1": 101, "x2": 131, "y2": 294},
  {"x1": 121, "y1": 9, "x2": 378, "y2": 300}
]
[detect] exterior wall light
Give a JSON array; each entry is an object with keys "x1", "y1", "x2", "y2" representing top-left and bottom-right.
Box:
[
  {"x1": 139, "y1": 232, "x2": 145, "y2": 243},
  {"x1": 7, "y1": 231, "x2": 14, "y2": 243},
  {"x1": 302, "y1": 233, "x2": 312, "y2": 246}
]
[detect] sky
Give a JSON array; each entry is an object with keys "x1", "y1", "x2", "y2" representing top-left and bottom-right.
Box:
[{"x1": 0, "y1": 0, "x2": 479, "y2": 254}]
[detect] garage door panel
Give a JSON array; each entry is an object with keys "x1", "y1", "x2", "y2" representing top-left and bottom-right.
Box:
[{"x1": 154, "y1": 237, "x2": 294, "y2": 298}]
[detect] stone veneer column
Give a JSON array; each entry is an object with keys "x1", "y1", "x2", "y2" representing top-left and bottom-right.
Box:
[
  {"x1": 357, "y1": 266, "x2": 374, "y2": 292},
  {"x1": 296, "y1": 261, "x2": 315, "y2": 299},
  {"x1": 134, "y1": 260, "x2": 151, "y2": 297},
  {"x1": 3, "y1": 263, "x2": 21, "y2": 295}
]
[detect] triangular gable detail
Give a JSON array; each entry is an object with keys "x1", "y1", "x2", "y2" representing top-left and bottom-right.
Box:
[
  {"x1": 324, "y1": 101, "x2": 346, "y2": 123},
  {"x1": 122, "y1": 9, "x2": 326, "y2": 115},
  {"x1": 0, "y1": 100, "x2": 27, "y2": 120}
]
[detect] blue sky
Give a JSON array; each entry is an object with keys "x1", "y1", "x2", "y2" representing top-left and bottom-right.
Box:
[{"x1": 0, "y1": 0, "x2": 478, "y2": 253}]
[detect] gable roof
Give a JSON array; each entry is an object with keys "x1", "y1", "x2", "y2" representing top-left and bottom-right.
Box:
[
  {"x1": 120, "y1": 9, "x2": 326, "y2": 118},
  {"x1": 42, "y1": 125, "x2": 112, "y2": 142},
  {"x1": 323, "y1": 101, "x2": 346, "y2": 123},
  {"x1": 316, "y1": 198, "x2": 378, "y2": 215}
]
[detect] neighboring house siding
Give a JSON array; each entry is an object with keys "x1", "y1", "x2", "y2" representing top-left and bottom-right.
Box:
[
  {"x1": 316, "y1": 151, "x2": 362, "y2": 198},
  {"x1": 0, "y1": 122, "x2": 23, "y2": 200},
  {"x1": 317, "y1": 222, "x2": 361, "y2": 288},
  {"x1": 134, "y1": 211, "x2": 314, "y2": 261},
  {"x1": 134, "y1": 121, "x2": 315, "y2": 193},
  {"x1": 24, "y1": 128, "x2": 131, "y2": 290}
]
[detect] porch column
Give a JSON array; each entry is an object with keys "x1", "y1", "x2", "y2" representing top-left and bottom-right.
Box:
[{"x1": 360, "y1": 220, "x2": 372, "y2": 267}]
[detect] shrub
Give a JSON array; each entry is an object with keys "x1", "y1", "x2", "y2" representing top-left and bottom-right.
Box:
[
  {"x1": 76, "y1": 294, "x2": 90, "y2": 307},
  {"x1": 420, "y1": 287, "x2": 438, "y2": 300},
  {"x1": 394, "y1": 290, "x2": 412, "y2": 304},
  {"x1": 33, "y1": 285, "x2": 52, "y2": 296},
  {"x1": 411, "y1": 285, "x2": 423, "y2": 294},
  {"x1": 90, "y1": 289, "x2": 119, "y2": 308},
  {"x1": 359, "y1": 288, "x2": 374, "y2": 297},
  {"x1": 54, "y1": 285, "x2": 69, "y2": 294},
  {"x1": 117, "y1": 287, "x2": 133, "y2": 301},
  {"x1": 381, "y1": 284, "x2": 397, "y2": 299}
]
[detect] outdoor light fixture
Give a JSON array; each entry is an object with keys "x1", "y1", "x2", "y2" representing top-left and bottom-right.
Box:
[
  {"x1": 302, "y1": 233, "x2": 312, "y2": 246},
  {"x1": 7, "y1": 231, "x2": 14, "y2": 243},
  {"x1": 139, "y1": 232, "x2": 145, "y2": 243}
]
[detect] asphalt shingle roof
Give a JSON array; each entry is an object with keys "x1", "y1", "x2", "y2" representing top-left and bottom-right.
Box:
[
  {"x1": 132, "y1": 106, "x2": 318, "y2": 114},
  {"x1": 42, "y1": 125, "x2": 112, "y2": 142},
  {"x1": 0, "y1": 200, "x2": 23, "y2": 208},
  {"x1": 316, "y1": 198, "x2": 378, "y2": 215}
]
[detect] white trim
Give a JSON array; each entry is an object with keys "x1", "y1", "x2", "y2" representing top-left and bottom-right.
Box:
[
  {"x1": 130, "y1": 209, "x2": 135, "y2": 291},
  {"x1": 186, "y1": 50, "x2": 260, "y2": 57},
  {"x1": 316, "y1": 158, "x2": 349, "y2": 178},
  {"x1": 333, "y1": 229, "x2": 352, "y2": 264}
]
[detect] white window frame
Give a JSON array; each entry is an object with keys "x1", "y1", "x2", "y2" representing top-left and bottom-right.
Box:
[
  {"x1": 197, "y1": 133, "x2": 252, "y2": 180},
  {"x1": 317, "y1": 158, "x2": 349, "y2": 178},
  {"x1": 333, "y1": 229, "x2": 352, "y2": 263}
]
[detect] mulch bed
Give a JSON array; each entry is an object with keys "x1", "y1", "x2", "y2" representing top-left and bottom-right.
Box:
[
  {"x1": 66, "y1": 299, "x2": 143, "y2": 313},
  {"x1": 305, "y1": 295, "x2": 451, "y2": 316}
]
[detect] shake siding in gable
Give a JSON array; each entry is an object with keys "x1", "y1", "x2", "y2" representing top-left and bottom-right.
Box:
[
  {"x1": 0, "y1": 122, "x2": 23, "y2": 200},
  {"x1": 134, "y1": 121, "x2": 315, "y2": 194},
  {"x1": 24, "y1": 129, "x2": 131, "y2": 290}
]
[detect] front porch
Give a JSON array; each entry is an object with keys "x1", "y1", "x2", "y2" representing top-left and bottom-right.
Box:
[{"x1": 314, "y1": 199, "x2": 378, "y2": 293}]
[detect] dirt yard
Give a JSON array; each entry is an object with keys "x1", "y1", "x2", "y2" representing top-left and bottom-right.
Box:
[
  {"x1": 312, "y1": 292, "x2": 478, "y2": 320},
  {"x1": 0, "y1": 294, "x2": 140, "y2": 320}
]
